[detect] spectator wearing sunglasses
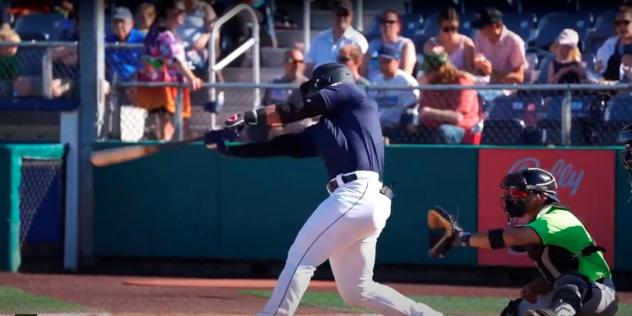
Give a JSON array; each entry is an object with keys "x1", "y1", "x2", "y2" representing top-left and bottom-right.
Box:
[
  {"x1": 363, "y1": 9, "x2": 416, "y2": 80},
  {"x1": 596, "y1": 5, "x2": 632, "y2": 80},
  {"x1": 249, "y1": 48, "x2": 314, "y2": 141},
  {"x1": 305, "y1": 0, "x2": 368, "y2": 76},
  {"x1": 472, "y1": 7, "x2": 527, "y2": 84},
  {"x1": 338, "y1": 44, "x2": 371, "y2": 90},
  {"x1": 262, "y1": 48, "x2": 308, "y2": 106},
  {"x1": 423, "y1": 8, "x2": 474, "y2": 73}
]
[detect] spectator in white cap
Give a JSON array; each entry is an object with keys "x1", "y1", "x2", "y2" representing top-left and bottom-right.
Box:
[
  {"x1": 304, "y1": 0, "x2": 368, "y2": 75},
  {"x1": 107, "y1": 7, "x2": 146, "y2": 44},
  {"x1": 547, "y1": 28, "x2": 589, "y2": 84},
  {"x1": 369, "y1": 45, "x2": 419, "y2": 130}
]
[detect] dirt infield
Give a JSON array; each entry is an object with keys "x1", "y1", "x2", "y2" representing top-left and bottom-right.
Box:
[{"x1": 1, "y1": 272, "x2": 630, "y2": 315}]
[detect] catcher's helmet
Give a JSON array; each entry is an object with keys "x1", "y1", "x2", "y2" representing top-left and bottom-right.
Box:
[
  {"x1": 619, "y1": 124, "x2": 632, "y2": 172},
  {"x1": 500, "y1": 168, "x2": 559, "y2": 218},
  {"x1": 305, "y1": 63, "x2": 355, "y2": 93}
]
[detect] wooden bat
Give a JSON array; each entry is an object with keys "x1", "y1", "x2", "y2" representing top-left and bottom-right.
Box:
[{"x1": 91, "y1": 137, "x2": 214, "y2": 167}]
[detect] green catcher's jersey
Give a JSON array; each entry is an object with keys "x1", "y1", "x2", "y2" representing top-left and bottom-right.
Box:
[{"x1": 526, "y1": 204, "x2": 611, "y2": 283}]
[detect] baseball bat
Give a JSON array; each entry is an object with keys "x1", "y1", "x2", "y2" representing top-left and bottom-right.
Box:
[{"x1": 91, "y1": 136, "x2": 213, "y2": 167}]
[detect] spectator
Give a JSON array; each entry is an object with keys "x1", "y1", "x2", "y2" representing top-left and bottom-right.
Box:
[
  {"x1": 248, "y1": 48, "x2": 314, "y2": 141},
  {"x1": 472, "y1": 7, "x2": 527, "y2": 84},
  {"x1": 0, "y1": 26, "x2": 20, "y2": 97},
  {"x1": 618, "y1": 44, "x2": 632, "y2": 83},
  {"x1": 337, "y1": 44, "x2": 371, "y2": 89},
  {"x1": 105, "y1": 7, "x2": 145, "y2": 82},
  {"x1": 134, "y1": 0, "x2": 203, "y2": 141},
  {"x1": 135, "y1": 2, "x2": 157, "y2": 36},
  {"x1": 411, "y1": 51, "x2": 480, "y2": 144},
  {"x1": 423, "y1": 8, "x2": 474, "y2": 73},
  {"x1": 363, "y1": 9, "x2": 416, "y2": 79},
  {"x1": 176, "y1": 0, "x2": 217, "y2": 75},
  {"x1": 597, "y1": 5, "x2": 632, "y2": 81},
  {"x1": 547, "y1": 29, "x2": 589, "y2": 84},
  {"x1": 305, "y1": 0, "x2": 368, "y2": 75},
  {"x1": 369, "y1": 45, "x2": 419, "y2": 130}
]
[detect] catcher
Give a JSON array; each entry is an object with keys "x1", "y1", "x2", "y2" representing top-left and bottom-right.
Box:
[{"x1": 427, "y1": 167, "x2": 618, "y2": 316}]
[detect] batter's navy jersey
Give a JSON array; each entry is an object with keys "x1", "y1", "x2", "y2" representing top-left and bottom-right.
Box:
[{"x1": 304, "y1": 82, "x2": 384, "y2": 179}]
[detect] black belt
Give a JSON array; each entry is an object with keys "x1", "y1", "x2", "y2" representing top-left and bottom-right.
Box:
[{"x1": 326, "y1": 173, "x2": 394, "y2": 199}]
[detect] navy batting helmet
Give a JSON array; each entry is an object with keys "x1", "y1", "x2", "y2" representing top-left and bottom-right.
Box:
[
  {"x1": 500, "y1": 168, "x2": 559, "y2": 218},
  {"x1": 303, "y1": 63, "x2": 354, "y2": 94}
]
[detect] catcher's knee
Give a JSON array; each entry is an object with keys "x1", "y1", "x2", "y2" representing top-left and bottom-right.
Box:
[
  {"x1": 552, "y1": 273, "x2": 590, "y2": 312},
  {"x1": 500, "y1": 298, "x2": 523, "y2": 316}
]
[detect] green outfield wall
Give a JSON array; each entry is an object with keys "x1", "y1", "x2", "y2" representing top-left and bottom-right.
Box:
[{"x1": 92, "y1": 143, "x2": 630, "y2": 271}]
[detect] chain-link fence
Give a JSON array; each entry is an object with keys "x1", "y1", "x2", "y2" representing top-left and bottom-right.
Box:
[
  {"x1": 0, "y1": 41, "x2": 78, "y2": 100},
  {"x1": 19, "y1": 158, "x2": 64, "y2": 247}
]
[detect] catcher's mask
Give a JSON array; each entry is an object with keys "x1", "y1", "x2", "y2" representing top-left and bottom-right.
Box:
[
  {"x1": 300, "y1": 63, "x2": 355, "y2": 95},
  {"x1": 500, "y1": 168, "x2": 559, "y2": 219}
]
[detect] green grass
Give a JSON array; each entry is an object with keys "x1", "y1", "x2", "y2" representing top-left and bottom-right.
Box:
[
  {"x1": 0, "y1": 286, "x2": 93, "y2": 314},
  {"x1": 242, "y1": 289, "x2": 632, "y2": 316}
]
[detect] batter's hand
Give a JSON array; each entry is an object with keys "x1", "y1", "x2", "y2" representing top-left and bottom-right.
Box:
[{"x1": 224, "y1": 113, "x2": 245, "y2": 129}]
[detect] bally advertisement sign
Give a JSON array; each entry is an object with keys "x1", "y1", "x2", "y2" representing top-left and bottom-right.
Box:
[{"x1": 477, "y1": 149, "x2": 615, "y2": 267}]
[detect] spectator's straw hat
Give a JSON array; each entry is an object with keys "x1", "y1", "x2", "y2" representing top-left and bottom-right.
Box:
[
  {"x1": 421, "y1": 51, "x2": 449, "y2": 72},
  {"x1": 471, "y1": 8, "x2": 503, "y2": 29},
  {"x1": 113, "y1": 7, "x2": 134, "y2": 22},
  {"x1": 557, "y1": 29, "x2": 579, "y2": 47}
]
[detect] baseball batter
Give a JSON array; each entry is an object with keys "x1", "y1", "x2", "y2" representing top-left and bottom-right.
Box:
[
  {"x1": 428, "y1": 168, "x2": 618, "y2": 316},
  {"x1": 205, "y1": 63, "x2": 441, "y2": 315}
]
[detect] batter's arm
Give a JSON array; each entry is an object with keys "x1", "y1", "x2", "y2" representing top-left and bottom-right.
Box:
[
  {"x1": 220, "y1": 130, "x2": 317, "y2": 159},
  {"x1": 243, "y1": 93, "x2": 329, "y2": 127}
]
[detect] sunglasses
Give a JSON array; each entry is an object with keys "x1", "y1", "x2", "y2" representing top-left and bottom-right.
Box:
[
  {"x1": 442, "y1": 26, "x2": 458, "y2": 33},
  {"x1": 615, "y1": 20, "x2": 631, "y2": 26},
  {"x1": 381, "y1": 19, "x2": 398, "y2": 25},
  {"x1": 287, "y1": 58, "x2": 304, "y2": 64},
  {"x1": 337, "y1": 56, "x2": 352, "y2": 62}
]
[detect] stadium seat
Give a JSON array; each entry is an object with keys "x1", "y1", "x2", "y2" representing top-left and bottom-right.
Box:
[
  {"x1": 538, "y1": 94, "x2": 601, "y2": 145},
  {"x1": 481, "y1": 94, "x2": 544, "y2": 145},
  {"x1": 502, "y1": 12, "x2": 537, "y2": 44},
  {"x1": 583, "y1": 11, "x2": 616, "y2": 55},
  {"x1": 14, "y1": 12, "x2": 70, "y2": 41},
  {"x1": 599, "y1": 94, "x2": 632, "y2": 145},
  {"x1": 532, "y1": 12, "x2": 593, "y2": 51}
]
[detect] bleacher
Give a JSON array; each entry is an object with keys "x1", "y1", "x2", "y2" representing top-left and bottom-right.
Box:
[{"x1": 0, "y1": 0, "x2": 631, "y2": 145}]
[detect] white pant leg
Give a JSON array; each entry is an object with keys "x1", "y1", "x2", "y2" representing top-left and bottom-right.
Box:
[
  {"x1": 258, "y1": 175, "x2": 382, "y2": 315},
  {"x1": 579, "y1": 279, "x2": 618, "y2": 316},
  {"x1": 329, "y1": 193, "x2": 442, "y2": 316}
]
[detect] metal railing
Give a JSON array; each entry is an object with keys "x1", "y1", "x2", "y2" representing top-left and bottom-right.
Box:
[{"x1": 208, "y1": 4, "x2": 260, "y2": 110}]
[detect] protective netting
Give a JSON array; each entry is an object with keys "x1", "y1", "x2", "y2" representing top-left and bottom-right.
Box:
[{"x1": 18, "y1": 158, "x2": 63, "y2": 246}]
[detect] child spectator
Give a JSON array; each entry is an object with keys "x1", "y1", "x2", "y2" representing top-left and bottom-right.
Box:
[
  {"x1": 0, "y1": 26, "x2": 20, "y2": 97},
  {"x1": 547, "y1": 29, "x2": 589, "y2": 84},
  {"x1": 134, "y1": 0, "x2": 202, "y2": 141},
  {"x1": 363, "y1": 9, "x2": 416, "y2": 79},
  {"x1": 135, "y1": 3, "x2": 157, "y2": 36}
]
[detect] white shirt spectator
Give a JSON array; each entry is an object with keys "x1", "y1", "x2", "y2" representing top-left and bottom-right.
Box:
[
  {"x1": 596, "y1": 36, "x2": 619, "y2": 75},
  {"x1": 306, "y1": 27, "x2": 368, "y2": 67},
  {"x1": 370, "y1": 69, "x2": 419, "y2": 127}
]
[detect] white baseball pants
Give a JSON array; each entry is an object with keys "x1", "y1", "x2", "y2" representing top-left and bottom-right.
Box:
[{"x1": 257, "y1": 171, "x2": 442, "y2": 316}]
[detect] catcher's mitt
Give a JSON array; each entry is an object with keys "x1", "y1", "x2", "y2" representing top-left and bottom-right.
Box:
[{"x1": 427, "y1": 206, "x2": 464, "y2": 258}]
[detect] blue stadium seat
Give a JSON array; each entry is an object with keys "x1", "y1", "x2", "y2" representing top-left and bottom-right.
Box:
[
  {"x1": 481, "y1": 95, "x2": 544, "y2": 145},
  {"x1": 584, "y1": 11, "x2": 616, "y2": 55},
  {"x1": 503, "y1": 12, "x2": 537, "y2": 44},
  {"x1": 14, "y1": 13, "x2": 71, "y2": 41},
  {"x1": 538, "y1": 94, "x2": 600, "y2": 145},
  {"x1": 599, "y1": 94, "x2": 632, "y2": 145},
  {"x1": 532, "y1": 12, "x2": 593, "y2": 50}
]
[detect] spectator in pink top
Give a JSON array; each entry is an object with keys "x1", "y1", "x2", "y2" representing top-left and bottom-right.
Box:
[{"x1": 472, "y1": 8, "x2": 528, "y2": 84}]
